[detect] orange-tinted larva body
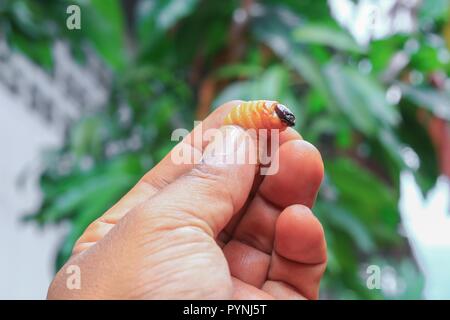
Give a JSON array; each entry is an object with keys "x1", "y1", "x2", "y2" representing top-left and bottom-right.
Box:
[{"x1": 223, "y1": 100, "x2": 295, "y2": 131}]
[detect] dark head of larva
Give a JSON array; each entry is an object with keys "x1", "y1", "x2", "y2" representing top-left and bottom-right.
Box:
[{"x1": 274, "y1": 103, "x2": 296, "y2": 127}]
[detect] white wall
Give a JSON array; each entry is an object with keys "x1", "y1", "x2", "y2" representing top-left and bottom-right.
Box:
[
  {"x1": 0, "y1": 40, "x2": 109, "y2": 299},
  {"x1": 0, "y1": 85, "x2": 68, "y2": 299}
]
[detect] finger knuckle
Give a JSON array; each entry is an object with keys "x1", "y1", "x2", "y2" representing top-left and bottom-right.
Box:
[
  {"x1": 188, "y1": 164, "x2": 228, "y2": 188},
  {"x1": 186, "y1": 164, "x2": 235, "y2": 210}
]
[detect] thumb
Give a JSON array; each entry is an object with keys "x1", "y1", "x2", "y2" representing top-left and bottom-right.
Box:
[{"x1": 134, "y1": 125, "x2": 257, "y2": 237}]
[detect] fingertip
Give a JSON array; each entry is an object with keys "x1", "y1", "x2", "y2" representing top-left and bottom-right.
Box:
[
  {"x1": 275, "y1": 205, "x2": 326, "y2": 265},
  {"x1": 294, "y1": 140, "x2": 324, "y2": 182},
  {"x1": 279, "y1": 127, "x2": 303, "y2": 144},
  {"x1": 259, "y1": 140, "x2": 324, "y2": 208}
]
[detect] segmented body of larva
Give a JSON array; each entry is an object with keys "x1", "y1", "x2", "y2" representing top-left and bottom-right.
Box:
[{"x1": 223, "y1": 100, "x2": 295, "y2": 130}]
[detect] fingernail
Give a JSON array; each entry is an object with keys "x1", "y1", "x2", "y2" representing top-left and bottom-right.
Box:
[{"x1": 202, "y1": 125, "x2": 255, "y2": 166}]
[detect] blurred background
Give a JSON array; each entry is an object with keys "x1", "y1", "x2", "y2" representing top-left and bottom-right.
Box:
[{"x1": 0, "y1": 0, "x2": 449, "y2": 299}]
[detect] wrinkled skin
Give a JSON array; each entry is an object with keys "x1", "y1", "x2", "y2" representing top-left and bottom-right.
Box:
[{"x1": 48, "y1": 100, "x2": 326, "y2": 300}]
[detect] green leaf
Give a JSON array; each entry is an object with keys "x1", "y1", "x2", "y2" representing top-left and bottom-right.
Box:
[
  {"x1": 368, "y1": 35, "x2": 408, "y2": 75},
  {"x1": 418, "y1": 0, "x2": 449, "y2": 26},
  {"x1": 54, "y1": 181, "x2": 129, "y2": 269},
  {"x1": 317, "y1": 201, "x2": 376, "y2": 254},
  {"x1": 323, "y1": 63, "x2": 400, "y2": 135},
  {"x1": 70, "y1": 117, "x2": 105, "y2": 159},
  {"x1": 213, "y1": 81, "x2": 251, "y2": 106},
  {"x1": 82, "y1": 0, "x2": 126, "y2": 69},
  {"x1": 157, "y1": 0, "x2": 200, "y2": 30},
  {"x1": 326, "y1": 158, "x2": 400, "y2": 243},
  {"x1": 41, "y1": 173, "x2": 134, "y2": 223},
  {"x1": 379, "y1": 126, "x2": 406, "y2": 161},
  {"x1": 411, "y1": 42, "x2": 447, "y2": 73},
  {"x1": 213, "y1": 65, "x2": 298, "y2": 109},
  {"x1": 137, "y1": 0, "x2": 200, "y2": 40},
  {"x1": 398, "y1": 83, "x2": 450, "y2": 121},
  {"x1": 287, "y1": 50, "x2": 330, "y2": 98},
  {"x1": 214, "y1": 63, "x2": 263, "y2": 79},
  {"x1": 9, "y1": 0, "x2": 46, "y2": 39},
  {"x1": 252, "y1": 9, "x2": 339, "y2": 115},
  {"x1": 9, "y1": 33, "x2": 53, "y2": 69},
  {"x1": 31, "y1": 154, "x2": 143, "y2": 223},
  {"x1": 397, "y1": 103, "x2": 439, "y2": 192},
  {"x1": 293, "y1": 23, "x2": 362, "y2": 53},
  {"x1": 323, "y1": 64, "x2": 377, "y2": 135}
]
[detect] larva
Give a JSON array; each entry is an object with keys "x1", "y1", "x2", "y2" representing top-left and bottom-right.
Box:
[{"x1": 223, "y1": 100, "x2": 295, "y2": 131}]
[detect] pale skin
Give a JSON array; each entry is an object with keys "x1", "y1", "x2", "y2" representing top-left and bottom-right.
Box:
[{"x1": 47, "y1": 100, "x2": 327, "y2": 300}]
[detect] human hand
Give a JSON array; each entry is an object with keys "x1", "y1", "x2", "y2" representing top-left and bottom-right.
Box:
[{"x1": 47, "y1": 100, "x2": 326, "y2": 300}]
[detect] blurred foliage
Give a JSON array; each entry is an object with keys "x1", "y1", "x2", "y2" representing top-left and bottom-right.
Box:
[{"x1": 3, "y1": 0, "x2": 449, "y2": 299}]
